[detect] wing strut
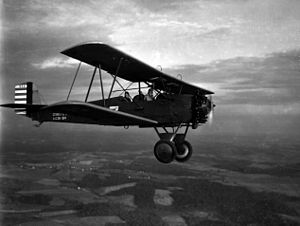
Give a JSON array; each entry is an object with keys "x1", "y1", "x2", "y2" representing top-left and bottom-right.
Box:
[
  {"x1": 98, "y1": 64, "x2": 105, "y2": 106},
  {"x1": 119, "y1": 82, "x2": 134, "y2": 96},
  {"x1": 67, "y1": 62, "x2": 81, "y2": 100},
  {"x1": 108, "y1": 73, "x2": 126, "y2": 93},
  {"x1": 85, "y1": 66, "x2": 97, "y2": 102},
  {"x1": 138, "y1": 82, "x2": 141, "y2": 94},
  {"x1": 108, "y1": 57, "x2": 123, "y2": 99}
]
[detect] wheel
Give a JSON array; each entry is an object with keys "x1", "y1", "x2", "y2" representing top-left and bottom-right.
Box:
[
  {"x1": 154, "y1": 140, "x2": 176, "y2": 163},
  {"x1": 175, "y1": 141, "x2": 193, "y2": 162}
]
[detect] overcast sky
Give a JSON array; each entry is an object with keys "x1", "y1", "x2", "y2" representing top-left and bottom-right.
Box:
[{"x1": 1, "y1": 0, "x2": 300, "y2": 137}]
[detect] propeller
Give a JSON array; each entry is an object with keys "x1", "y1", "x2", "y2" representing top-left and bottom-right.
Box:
[{"x1": 207, "y1": 95, "x2": 215, "y2": 126}]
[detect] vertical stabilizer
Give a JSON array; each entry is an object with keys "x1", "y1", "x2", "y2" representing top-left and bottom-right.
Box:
[{"x1": 14, "y1": 82, "x2": 41, "y2": 115}]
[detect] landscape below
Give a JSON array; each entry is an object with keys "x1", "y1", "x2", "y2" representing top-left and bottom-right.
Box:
[{"x1": 0, "y1": 132, "x2": 299, "y2": 225}]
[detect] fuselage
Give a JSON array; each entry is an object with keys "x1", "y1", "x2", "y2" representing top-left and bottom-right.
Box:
[
  {"x1": 92, "y1": 93, "x2": 193, "y2": 127},
  {"x1": 29, "y1": 93, "x2": 211, "y2": 127}
]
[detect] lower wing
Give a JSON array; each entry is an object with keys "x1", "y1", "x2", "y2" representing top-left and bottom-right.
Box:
[{"x1": 39, "y1": 101, "x2": 158, "y2": 126}]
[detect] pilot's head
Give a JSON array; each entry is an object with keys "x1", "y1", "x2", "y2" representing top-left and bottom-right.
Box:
[
  {"x1": 125, "y1": 91, "x2": 130, "y2": 98},
  {"x1": 148, "y1": 88, "x2": 154, "y2": 97}
]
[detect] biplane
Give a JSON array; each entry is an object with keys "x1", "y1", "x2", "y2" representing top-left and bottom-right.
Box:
[{"x1": 1, "y1": 42, "x2": 215, "y2": 163}]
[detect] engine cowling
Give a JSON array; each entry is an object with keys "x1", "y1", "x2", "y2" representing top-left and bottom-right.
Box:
[{"x1": 191, "y1": 94, "x2": 209, "y2": 128}]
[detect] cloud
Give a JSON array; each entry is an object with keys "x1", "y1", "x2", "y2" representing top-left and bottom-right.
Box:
[
  {"x1": 221, "y1": 103, "x2": 300, "y2": 116},
  {"x1": 2, "y1": 0, "x2": 300, "y2": 108},
  {"x1": 3, "y1": 0, "x2": 300, "y2": 69},
  {"x1": 32, "y1": 57, "x2": 80, "y2": 69},
  {"x1": 107, "y1": 0, "x2": 300, "y2": 67},
  {"x1": 166, "y1": 49, "x2": 300, "y2": 112}
]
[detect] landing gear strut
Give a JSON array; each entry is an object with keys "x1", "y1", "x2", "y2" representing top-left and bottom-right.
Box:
[{"x1": 153, "y1": 125, "x2": 193, "y2": 164}]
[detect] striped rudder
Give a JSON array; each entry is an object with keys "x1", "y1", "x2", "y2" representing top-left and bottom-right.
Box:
[{"x1": 14, "y1": 82, "x2": 41, "y2": 116}]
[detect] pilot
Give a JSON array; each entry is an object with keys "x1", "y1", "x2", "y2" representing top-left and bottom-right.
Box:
[
  {"x1": 133, "y1": 90, "x2": 144, "y2": 102},
  {"x1": 124, "y1": 91, "x2": 132, "y2": 102},
  {"x1": 144, "y1": 88, "x2": 154, "y2": 101}
]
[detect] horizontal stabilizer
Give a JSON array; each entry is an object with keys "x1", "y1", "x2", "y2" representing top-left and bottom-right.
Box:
[{"x1": 1, "y1": 103, "x2": 45, "y2": 116}]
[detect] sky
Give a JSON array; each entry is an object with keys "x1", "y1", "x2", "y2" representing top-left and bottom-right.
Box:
[{"x1": 1, "y1": 0, "x2": 300, "y2": 138}]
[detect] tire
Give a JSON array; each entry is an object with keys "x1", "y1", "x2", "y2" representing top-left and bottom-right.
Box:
[
  {"x1": 175, "y1": 140, "x2": 193, "y2": 162},
  {"x1": 154, "y1": 140, "x2": 176, "y2": 164}
]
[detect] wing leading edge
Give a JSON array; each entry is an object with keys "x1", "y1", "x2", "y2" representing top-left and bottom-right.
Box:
[{"x1": 61, "y1": 42, "x2": 214, "y2": 95}]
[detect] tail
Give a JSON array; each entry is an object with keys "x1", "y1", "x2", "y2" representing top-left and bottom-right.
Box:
[
  {"x1": 14, "y1": 82, "x2": 43, "y2": 116},
  {"x1": 14, "y1": 82, "x2": 42, "y2": 104},
  {"x1": 4, "y1": 82, "x2": 44, "y2": 116}
]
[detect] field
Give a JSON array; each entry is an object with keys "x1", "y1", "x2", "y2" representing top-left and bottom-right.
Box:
[{"x1": 1, "y1": 130, "x2": 299, "y2": 225}]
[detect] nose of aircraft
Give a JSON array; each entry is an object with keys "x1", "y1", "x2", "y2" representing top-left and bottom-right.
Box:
[{"x1": 207, "y1": 95, "x2": 215, "y2": 126}]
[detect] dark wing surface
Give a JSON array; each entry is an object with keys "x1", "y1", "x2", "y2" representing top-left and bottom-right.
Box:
[
  {"x1": 42, "y1": 101, "x2": 158, "y2": 126},
  {"x1": 61, "y1": 42, "x2": 213, "y2": 95}
]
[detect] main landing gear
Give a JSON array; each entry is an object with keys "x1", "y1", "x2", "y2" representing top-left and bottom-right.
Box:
[{"x1": 153, "y1": 125, "x2": 193, "y2": 164}]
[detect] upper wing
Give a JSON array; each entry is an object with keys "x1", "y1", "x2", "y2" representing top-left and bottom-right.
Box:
[
  {"x1": 42, "y1": 101, "x2": 158, "y2": 126},
  {"x1": 61, "y1": 42, "x2": 213, "y2": 95}
]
